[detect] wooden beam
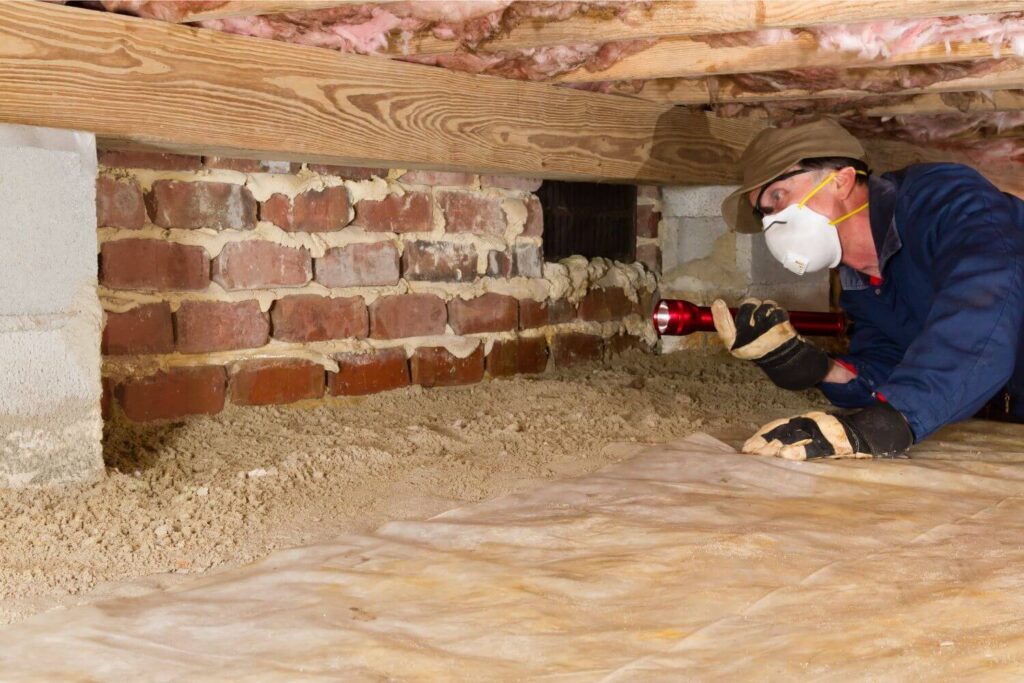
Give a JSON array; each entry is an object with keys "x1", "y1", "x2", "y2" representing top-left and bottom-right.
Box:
[
  {"x1": 0, "y1": 1, "x2": 764, "y2": 185},
  {"x1": 620, "y1": 61, "x2": 1024, "y2": 105},
  {"x1": 858, "y1": 91, "x2": 1024, "y2": 116},
  {"x1": 556, "y1": 34, "x2": 1007, "y2": 83},
  {"x1": 464, "y1": 1, "x2": 1024, "y2": 54},
  {"x1": 170, "y1": 1, "x2": 395, "y2": 23},
  {"x1": 863, "y1": 137, "x2": 1023, "y2": 198}
]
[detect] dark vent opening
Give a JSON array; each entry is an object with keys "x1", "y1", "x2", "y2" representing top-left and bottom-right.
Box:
[{"x1": 537, "y1": 181, "x2": 637, "y2": 262}]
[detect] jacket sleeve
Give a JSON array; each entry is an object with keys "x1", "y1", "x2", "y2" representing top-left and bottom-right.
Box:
[
  {"x1": 819, "y1": 314, "x2": 905, "y2": 408},
  {"x1": 877, "y1": 170, "x2": 1024, "y2": 441}
]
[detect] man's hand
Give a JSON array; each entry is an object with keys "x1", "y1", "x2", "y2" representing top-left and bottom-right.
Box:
[
  {"x1": 711, "y1": 298, "x2": 830, "y2": 391},
  {"x1": 743, "y1": 402, "x2": 915, "y2": 460}
]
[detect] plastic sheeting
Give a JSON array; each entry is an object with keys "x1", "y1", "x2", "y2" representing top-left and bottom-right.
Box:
[{"x1": 3, "y1": 424, "x2": 1024, "y2": 680}]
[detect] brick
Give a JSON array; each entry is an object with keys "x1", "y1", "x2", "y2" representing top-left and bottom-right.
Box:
[
  {"x1": 487, "y1": 337, "x2": 549, "y2": 377},
  {"x1": 608, "y1": 333, "x2": 644, "y2": 356},
  {"x1": 147, "y1": 180, "x2": 257, "y2": 231},
  {"x1": 98, "y1": 150, "x2": 202, "y2": 171},
  {"x1": 229, "y1": 359, "x2": 325, "y2": 406},
  {"x1": 447, "y1": 294, "x2": 517, "y2": 334},
  {"x1": 308, "y1": 164, "x2": 383, "y2": 180},
  {"x1": 486, "y1": 250, "x2": 513, "y2": 278},
  {"x1": 353, "y1": 192, "x2": 432, "y2": 233},
  {"x1": 480, "y1": 175, "x2": 543, "y2": 193},
  {"x1": 578, "y1": 287, "x2": 633, "y2": 322},
  {"x1": 203, "y1": 157, "x2": 299, "y2": 174},
  {"x1": 438, "y1": 191, "x2": 505, "y2": 236},
  {"x1": 261, "y1": 187, "x2": 351, "y2": 233},
  {"x1": 315, "y1": 241, "x2": 400, "y2": 288},
  {"x1": 96, "y1": 176, "x2": 146, "y2": 229},
  {"x1": 175, "y1": 300, "x2": 269, "y2": 353},
  {"x1": 637, "y1": 185, "x2": 661, "y2": 201},
  {"x1": 101, "y1": 240, "x2": 210, "y2": 291},
  {"x1": 513, "y1": 243, "x2": 543, "y2": 278},
  {"x1": 518, "y1": 299, "x2": 548, "y2": 329},
  {"x1": 369, "y1": 293, "x2": 447, "y2": 339},
  {"x1": 328, "y1": 348, "x2": 409, "y2": 396},
  {"x1": 116, "y1": 366, "x2": 226, "y2": 422},
  {"x1": 547, "y1": 298, "x2": 577, "y2": 324},
  {"x1": 101, "y1": 377, "x2": 113, "y2": 421},
  {"x1": 401, "y1": 170, "x2": 475, "y2": 186},
  {"x1": 636, "y1": 244, "x2": 662, "y2": 274},
  {"x1": 522, "y1": 196, "x2": 543, "y2": 238},
  {"x1": 402, "y1": 241, "x2": 477, "y2": 282},
  {"x1": 636, "y1": 204, "x2": 661, "y2": 239},
  {"x1": 411, "y1": 345, "x2": 484, "y2": 388},
  {"x1": 270, "y1": 295, "x2": 368, "y2": 342},
  {"x1": 551, "y1": 333, "x2": 604, "y2": 367},
  {"x1": 102, "y1": 303, "x2": 174, "y2": 355},
  {"x1": 212, "y1": 241, "x2": 311, "y2": 290}
]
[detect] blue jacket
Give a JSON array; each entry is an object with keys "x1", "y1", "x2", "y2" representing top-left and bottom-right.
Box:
[{"x1": 819, "y1": 163, "x2": 1024, "y2": 441}]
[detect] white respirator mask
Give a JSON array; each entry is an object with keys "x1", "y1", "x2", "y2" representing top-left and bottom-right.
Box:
[{"x1": 761, "y1": 170, "x2": 868, "y2": 276}]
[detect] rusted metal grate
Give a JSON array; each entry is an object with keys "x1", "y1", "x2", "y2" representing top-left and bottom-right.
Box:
[{"x1": 537, "y1": 181, "x2": 637, "y2": 262}]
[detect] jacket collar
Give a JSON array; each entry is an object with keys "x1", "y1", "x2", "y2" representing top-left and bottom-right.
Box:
[{"x1": 839, "y1": 172, "x2": 902, "y2": 291}]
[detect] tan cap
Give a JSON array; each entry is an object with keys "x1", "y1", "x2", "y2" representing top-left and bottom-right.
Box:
[{"x1": 721, "y1": 119, "x2": 867, "y2": 233}]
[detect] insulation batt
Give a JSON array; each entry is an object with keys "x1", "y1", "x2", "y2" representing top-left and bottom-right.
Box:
[{"x1": 100, "y1": 1, "x2": 645, "y2": 80}]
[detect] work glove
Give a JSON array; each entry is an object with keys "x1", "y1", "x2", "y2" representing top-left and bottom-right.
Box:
[
  {"x1": 743, "y1": 402, "x2": 914, "y2": 460},
  {"x1": 711, "y1": 298, "x2": 829, "y2": 391}
]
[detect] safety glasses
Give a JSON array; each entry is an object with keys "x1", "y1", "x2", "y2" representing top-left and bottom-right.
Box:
[{"x1": 753, "y1": 168, "x2": 814, "y2": 219}]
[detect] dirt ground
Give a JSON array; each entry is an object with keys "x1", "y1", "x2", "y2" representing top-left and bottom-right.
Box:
[{"x1": 0, "y1": 351, "x2": 826, "y2": 625}]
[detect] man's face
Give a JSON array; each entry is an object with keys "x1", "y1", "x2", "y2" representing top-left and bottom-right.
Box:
[{"x1": 747, "y1": 165, "x2": 826, "y2": 219}]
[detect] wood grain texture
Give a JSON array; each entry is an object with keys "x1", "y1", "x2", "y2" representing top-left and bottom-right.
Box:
[
  {"x1": 864, "y1": 138, "x2": 1022, "y2": 198},
  {"x1": 622, "y1": 62, "x2": 1024, "y2": 105},
  {"x1": 556, "y1": 35, "x2": 1007, "y2": 83},
  {"x1": 172, "y1": 1, "x2": 398, "y2": 23},
  {"x1": 460, "y1": 1, "x2": 1024, "y2": 53},
  {"x1": 0, "y1": 2, "x2": 765, "y2": 185},
  {"x1": 859, "y1": 91, "x2": 1024, "y2": 116}
]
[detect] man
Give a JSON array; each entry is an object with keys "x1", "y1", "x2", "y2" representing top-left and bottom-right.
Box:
[{"x1": 714, "y1": 118, "x2": 1024, "y2": 460}]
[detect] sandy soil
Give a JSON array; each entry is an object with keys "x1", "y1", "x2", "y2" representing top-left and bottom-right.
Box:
[{"x1": 0, "y1": 352, "x2": 826, "y2": 625}]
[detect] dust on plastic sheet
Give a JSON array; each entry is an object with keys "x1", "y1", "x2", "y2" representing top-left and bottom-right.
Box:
[{"x1": 3, "y1": 423, "x2": 1024, "y2": 680}]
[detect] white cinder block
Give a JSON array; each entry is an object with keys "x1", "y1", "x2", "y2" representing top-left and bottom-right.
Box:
[
  {"x1": 0, "y1": 124, "x2": 103, "y2": 486},
  {"x1": 662, "y1": 185, "x2": 739, "y2": 218},
  {"x1": 0, "y1": 134, "x2": 96, "y2": 316}
]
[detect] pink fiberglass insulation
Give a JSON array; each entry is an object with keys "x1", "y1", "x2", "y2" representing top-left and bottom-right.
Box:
[
  {"x1": 837, "y1": 111, "x2": 1024, "y2": 144},
  {"x1": 100, "y1": 1, "x2": 648, "y2": 81},
  {"x1": 194, "y1": 2, "x2": 637, "y2": 56}
]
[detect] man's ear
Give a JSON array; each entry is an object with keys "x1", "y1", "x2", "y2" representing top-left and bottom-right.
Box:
[{"x1": 834, "y1": 166, "x2": 859, "y2": 200}]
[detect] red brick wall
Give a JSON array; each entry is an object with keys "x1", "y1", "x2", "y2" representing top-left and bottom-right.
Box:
[{"x1": 97, "y1": 151, "x2": 660, "y2": 421}]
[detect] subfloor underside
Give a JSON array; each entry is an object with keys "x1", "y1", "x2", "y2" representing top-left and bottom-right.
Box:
[{"x1": 2, "y1": 421, "x2": 1024, "y2": 680}]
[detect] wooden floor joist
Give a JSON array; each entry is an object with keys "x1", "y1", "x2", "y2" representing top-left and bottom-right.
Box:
[
  {"x1": 864, "y1": 138, "x2": 1023, "y2": 198},
  {"x1": 172, "y1": 1, "x2": 394, "y2": 23},
  {"x1": 556, "y1": 35, "x2": 1008, "y2": 83},
  {"x1": 412, "y1": 0, "x2": 1024, "y2": 55},
  {"x1": 859, "y1": 91, "x2": 1024, "y2": 116},
  {"x1": 0, "y1": 1, "x2": 767, "y2": 186},
  {"x1": 622, "y1": 62, "x2": 1024, "y2": 106}
]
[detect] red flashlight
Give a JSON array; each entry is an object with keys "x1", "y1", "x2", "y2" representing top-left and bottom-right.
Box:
[{"x1": 653, "y1": 299, "x2": 846, "y2": 337}]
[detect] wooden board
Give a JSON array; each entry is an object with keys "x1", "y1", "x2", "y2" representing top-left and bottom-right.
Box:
[
  {"x1": 170, "y1": 1, "x2": 377, "y2": 22},
  {"x1": 860, "y1": 91, "x2": 1024, "y2": 116},
  {"x1": 425, "y1": 0, "x2": 1024, "y2": 55},
  {"x1": 556, "y1": 35, "x2": 1006, "y2": 83},
  {"x1": 622, "y1": 61, "x2": 1024, "y2": 105},
  {"x1": 864, "y1": 138, "x2": 1022, "y2": 198},
  {"x1": 0, "y1": 2, "x2": 766, "y2": 185}
]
